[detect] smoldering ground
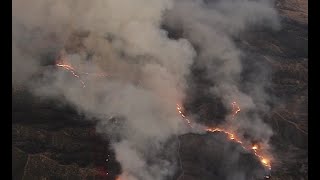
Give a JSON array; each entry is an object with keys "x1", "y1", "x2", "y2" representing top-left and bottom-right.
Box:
[{"x1": 13, "y1": 0, "x2": 280, "y2": 179}]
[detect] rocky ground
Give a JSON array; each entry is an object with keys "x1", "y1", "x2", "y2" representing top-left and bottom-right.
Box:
[{"x1": 12, "y1": 0, "x2": 308, "y2": 179}]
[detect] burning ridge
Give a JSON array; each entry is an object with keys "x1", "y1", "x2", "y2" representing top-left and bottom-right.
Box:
[
  {"x1": 176, "y1": 104, "x2": 272, "y2": 171},
  {"x1": 55, "y1": 56, "x2": 272, "y2": 179}
]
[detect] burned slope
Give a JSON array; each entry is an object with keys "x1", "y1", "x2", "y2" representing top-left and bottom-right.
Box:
[
  {"x1": 241, "y1": 1, "x2": 308, "y2": 179},
  {"x1": 13, "y1": 89, "x2": 268, "y2": 180},
  {"x1": 12, "y1": 90, "x2": 121, "y2": 180},
  {"x1": 175, "y1": 133, "x2": 267, "y2": 180},
  {"x1": 162, "y1": 0, "x2": 307, "y2": 179},
  {"x1": 12, "y1": 0, "x2": 307, "y2": 179},
  {"x1": 177, "y1": 0, "x2": 308, "y2": 179}
]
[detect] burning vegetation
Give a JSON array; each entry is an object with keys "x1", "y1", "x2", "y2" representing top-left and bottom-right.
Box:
[
  {"x1": 13, "y1": 0, "x2": 296, "y2": 179},
  {"x1": 55, "y1": 56, "x2": 272, "y2": 179}
]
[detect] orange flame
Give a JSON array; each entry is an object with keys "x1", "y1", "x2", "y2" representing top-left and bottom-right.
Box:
[
  {"x1": 176, "y1": 104, "x2": 192, "y2": 127},
  {"x1": 54, "y1": 53, "x2": 271, "y2": 176},
  {"x1": 176, "y1": 103, "x2": 271, "y2": 170},
  {"x1": 55, "y1": 57, "x2": 108, "y2": 87},
  {"x1": 56, "y1": 63, "x2": 86, "y2": 88},
  {"x1": 252, "y1": 144, "x2": 258, "y2": 151}
]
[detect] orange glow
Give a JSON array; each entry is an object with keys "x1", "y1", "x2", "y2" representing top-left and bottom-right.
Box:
[
  {"x1": 55, "y1": 53, "x2": 271, "y2": 175},
  {"x1": 231, "y1": 101, "x2": 240, "y2": 118},
  {"x1": 56, "y1": 63, "x2": 86, "y2": 88},
  {"x1": 260, "y1": 158, "x2": 271, "y2": 170},
  {"x1": 176, "y1": 103, "x2": 272, "y2": 170},
  {"x1": 56, "y1": 63, "x2": 76, "y2": 71},
  {"x1": 55, "y1": 57, "x2": 108, "y2": 88},
  {"x1": 206, "y1": 127, "x2": 244, "y2": 148},
  {"x1": 261, "y1": 158, "x2": 268, "y2": 165},
  {"x1": 252, "y1": 144, "x2": 258, "y2": 150},
  {"x1": 176, "y1": 104, "x2": 192, "y2": 127}
]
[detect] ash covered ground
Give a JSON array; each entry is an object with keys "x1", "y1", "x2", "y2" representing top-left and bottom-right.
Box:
[{"x1": 12, "y1": 0, "x2": 307, "y2": 180}]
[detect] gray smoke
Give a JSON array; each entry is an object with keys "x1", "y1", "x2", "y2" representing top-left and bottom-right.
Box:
[
  {"x1": 13, "y1": 0, "x2": 194, "y2": 179},
  {"x1": 12, "y1": 0, "x2": 280, "y2": 179},
  {"x1": 164, "y1": 0, "x2": 279, "y2": 158}
]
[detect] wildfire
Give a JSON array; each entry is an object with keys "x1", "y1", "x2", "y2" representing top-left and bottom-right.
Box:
[
  {"x1": 56, "y1": 63, "x2": 86, "y2": 88},
  {"x1": 231, "y1": 101, "x2": 240, "y2": 118},
  {"x1": 55, "y1": 58, "x2": 108, "y2": 88},
  {"x1": 176, "y1": 104, "x2": 192, "y2": 127},
  {"x1": 54, "y1": 52, "x2": 271, "y2": 178},
  {"x1": 176, "y1": 103, "x2": 272, "y2": 171},
  {"x1": 56, "y1": 63, "x2": 76, "y2": 71},
  {"x1": 252, "y1": 144, "x2": 258, "y2": 151},
  {"x1": 261, "y1": 158, "x2": 269, "y2": 165}
]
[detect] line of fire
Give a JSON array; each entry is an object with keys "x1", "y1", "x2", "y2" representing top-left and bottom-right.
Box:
[{"x1": 55, "y1": 56, "x2": 272, "y2": 180}]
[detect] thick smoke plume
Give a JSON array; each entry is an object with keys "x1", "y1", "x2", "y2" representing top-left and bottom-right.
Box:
[
  {"x1": 13, "y1": 0, "x2": 280, "y2": 179},
  {"x1": 164, "y1": 0, "x2": 279, "y2": 157}
]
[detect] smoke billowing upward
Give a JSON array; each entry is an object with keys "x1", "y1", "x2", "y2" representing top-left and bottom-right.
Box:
[
  {"x1": 13, "y1": 0, "x2": 280, "y2": 180},
  {"x1": 164, "y1": 0, "x2": 279, "y2": 154}
]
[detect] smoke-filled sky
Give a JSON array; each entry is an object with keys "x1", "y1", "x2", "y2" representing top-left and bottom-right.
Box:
[{"x1": 12, "y1": 0, "x2": 280, "y2": 179}]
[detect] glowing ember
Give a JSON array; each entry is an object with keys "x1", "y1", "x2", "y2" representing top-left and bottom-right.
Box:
[
  {"x1": 260, "y1": 158, "x2": 271, "y2": 171},
  {"x1": 56, "y1": 63, "x2": 86, "y2": 88},
  {"x1": 176, "y1": 103, "x2": 272, "y2": 171},
  {"x1": 56, "y1": 63, "x2": 76, "y2": 71},
  {"x1": 54, "y1": 54, "x2": 271, "y2": 177},
  {"x1": 252, "y1": 144, "x2": 258, "y2": 150},
  {"x1": 261, "y1": 158, "x2": 268, "y2": 165},
  {"x1": 55, "y1": 58, "x2": 108, "y2": 88},
  {"x1": 206, "y1": 127, "x2": 245, "y2": 149},
  {"x1": 231, "y1": 101, "x2": 240, "y2": 118},
  {"x1": 176, "y1": 104, "x2": 192, "y2": 127}
]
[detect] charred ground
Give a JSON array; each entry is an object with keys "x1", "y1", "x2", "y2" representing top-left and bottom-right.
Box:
[{"x1": 12, "y1": 0, "x2": 307, "y2": 179}]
